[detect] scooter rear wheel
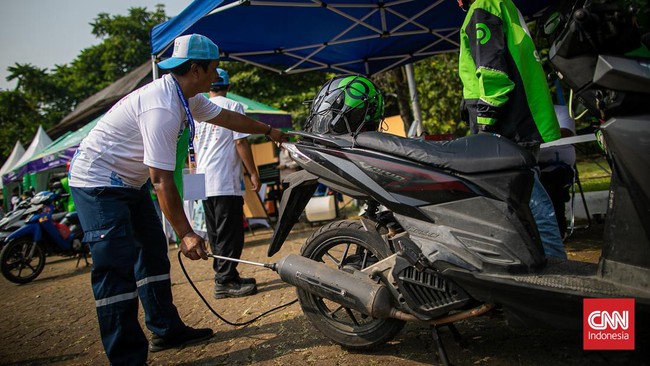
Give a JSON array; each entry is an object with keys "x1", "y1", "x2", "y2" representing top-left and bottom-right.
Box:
[
  {"x1": 297, "y1": 220, "x2": 405, "y2": 349},
  {"x1": 0, "y1": 237, "x2": 46, "y2": 284}
]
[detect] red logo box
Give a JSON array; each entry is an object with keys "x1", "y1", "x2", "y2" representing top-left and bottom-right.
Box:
[{"x1": 583, "y1": 298, "x2": 635, "y2": 350}]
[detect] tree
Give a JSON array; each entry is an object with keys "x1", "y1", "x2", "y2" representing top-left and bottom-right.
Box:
[
  {"x1": 414, "y1": 54, "x2": 467, "y2": 137},
  {"x1": 372, "y1": 68, "x2": 413, "y2": 134},
  {"x1": 0, "y1": 90, "x2": 41, "y2": 159},
  {"x1": 373, "y1": 55, "x2": 467, "y2": 138},
  {"x1": 63, "y1": 6, "x2": 169, "y2": 100}
]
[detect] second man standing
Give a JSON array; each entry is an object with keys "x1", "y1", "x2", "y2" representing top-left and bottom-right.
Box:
[{"x1": 195, "y1": 68, "x2": 260, "y2": 298}]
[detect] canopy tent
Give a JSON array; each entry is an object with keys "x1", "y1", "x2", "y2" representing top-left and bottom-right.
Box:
[
  {"x1": 1, "y1": 127, "x2": 53, "y2": 210},
  {"x1": 1, "y1": 141, "x2": 26, "y2": 211},
  {"x1": 0, "y1": 118, "x2": 101, "y2": 210},
  {"x1": 2, "y1": 126, "x2": 52, "y2": 186},
  {"x1": 0, "y1": 141, "x2": 25, "y2": 189},
  {"x1": 151, "y1": 0, "x2": 554, "y2": 76},
  {"x1": 27, "y1": 115, "x2": 101, "y2": 175}
]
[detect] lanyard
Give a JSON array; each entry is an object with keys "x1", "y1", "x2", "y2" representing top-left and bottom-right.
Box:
[{"x1": 170, "y1": 76, "x2": 197, "y2": 170}]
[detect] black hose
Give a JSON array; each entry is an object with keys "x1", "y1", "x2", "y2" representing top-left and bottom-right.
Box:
[{"x1": 177, "y1": 250, "x2": 298, "y2": 326}]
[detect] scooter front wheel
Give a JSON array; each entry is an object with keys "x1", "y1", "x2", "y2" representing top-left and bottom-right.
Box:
[
  {"x1": 297, "y1": 220, "x2": 405, "y2": 349},
  {"x1": 0, "y1": 237, "x2": 46, "y2": 284}
]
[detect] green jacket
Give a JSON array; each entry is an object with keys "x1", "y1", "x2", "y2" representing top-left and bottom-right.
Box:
[{"x1": 459, "y1": 0, "x2": 560, "y2": 146}]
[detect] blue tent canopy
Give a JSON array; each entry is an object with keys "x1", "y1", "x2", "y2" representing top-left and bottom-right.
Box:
[{"x1": 151, "y1": 0, "x2": 555, "y2": 76}]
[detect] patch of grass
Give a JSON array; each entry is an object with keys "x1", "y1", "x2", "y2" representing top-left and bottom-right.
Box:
[{"x1": 576, "y1": 155, "x2": 611, "y2": 192}]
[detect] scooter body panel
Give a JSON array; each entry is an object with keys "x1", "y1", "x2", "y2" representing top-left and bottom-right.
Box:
[
  {"x1": 443, "y1": 262, "x2": 650, "y2": 330},
  {"x1": 600, "y1": 115, "x2": 650, "y2": 269},
  {"x1": 6, "y1": 223, "x2": 41, "y2": 243},
  {"x1": 6, "y1": 208, "x2": 74, "y2": 252}
]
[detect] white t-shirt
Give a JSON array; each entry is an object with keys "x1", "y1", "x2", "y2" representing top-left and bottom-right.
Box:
[
  {"x1": 539, "y1": 105, "x2": 576, "y2": 167},
  {"x1": 194, "y1": 96, "x2": 249, "y2": 197},
  {"x1": 69, "y1": 74, "x2": 222, "y2": 189}
]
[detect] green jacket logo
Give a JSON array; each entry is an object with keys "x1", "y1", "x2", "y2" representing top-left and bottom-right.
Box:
[{"x1": 476, "y1": 23, "x2": 491, "y2": 45}]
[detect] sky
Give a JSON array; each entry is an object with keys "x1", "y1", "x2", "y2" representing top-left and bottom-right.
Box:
[{"x1": 0, "y1": 0, "x2": 190, "y2": 91}]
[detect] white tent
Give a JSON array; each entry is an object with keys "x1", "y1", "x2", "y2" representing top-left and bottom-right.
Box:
[
  {"x1": 0, "y1": 141, "x2": 25, "y2": 189},
  {"x1": 1, "y1": 126, "x2": 54, "y2": 197},
  {"x1": 12, "y1": 126, "x2": 53, "y2": 171}
]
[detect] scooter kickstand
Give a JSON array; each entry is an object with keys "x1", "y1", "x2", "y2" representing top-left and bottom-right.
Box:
[
  {"x1": 430, "y1": 325, "x2": 453, "y2": 366},
  {"x1": 447, "y1": 323, "x2": 467, "y2": 347}
]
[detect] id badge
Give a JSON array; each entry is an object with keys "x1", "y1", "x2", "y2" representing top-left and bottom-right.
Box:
[{"x1": 182, "y1": 168, "x2": 206, "y2": 200}]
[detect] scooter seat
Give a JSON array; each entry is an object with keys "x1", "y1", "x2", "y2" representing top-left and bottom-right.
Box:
[
  {"x1": 355, "y1": 132, "x2": 536, "y2": 174},
  {"x1": 52, "y1": 212, "x2": 68, "y2": 222}
]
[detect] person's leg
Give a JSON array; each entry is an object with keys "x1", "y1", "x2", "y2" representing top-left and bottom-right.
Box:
[
  {"x1": 130, "y1": 186, "x2": 213, "y2": 352},
  {"x1": 71, "y1": 186, "x2": 148, "y2": 366},
  {"x1": 539, "y1": 167, "x2": 569, "y2": 238},
  {"x1": 130, "y1": 186, "x2": 185, "y2": 337},
  {"x1": 206, "y1": 196, "x2": 245, "y2": 283},
  {"x1": 205, "y1": 196, "x2": 255, "y2": 297},
  {"x1": 529, "y1": 175, "x2": 567, "y2": 259}
]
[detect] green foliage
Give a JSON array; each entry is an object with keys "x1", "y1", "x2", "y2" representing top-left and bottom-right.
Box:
[
  {"x1": 0, "y1": 90, "x2": 43, "y2": 157},
  {"x1": 372, "y1": 68, "x2": 412, "y2": 132},
  {"x1": 370, "y1": 54, "x2": 467, "y2": 137},
  {"x1": 414, "y1": 53, "x2": 467, "y2": 136}
]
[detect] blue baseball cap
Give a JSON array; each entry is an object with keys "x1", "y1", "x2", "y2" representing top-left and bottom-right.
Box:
[
  {"x1": 157, "y1": 34, "x2": 220, "y2": 70},
  {"x1": 211, "y1": 68, "x2": 230, "y2": 87}
]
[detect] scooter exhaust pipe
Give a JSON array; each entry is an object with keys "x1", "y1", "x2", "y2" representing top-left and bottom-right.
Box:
[
  {"x1": 274, "y1": 254, "x2": 396, "y2": 318},
  {"x1": 207, "y1": 252, "x2": 417, "y2": 321}
]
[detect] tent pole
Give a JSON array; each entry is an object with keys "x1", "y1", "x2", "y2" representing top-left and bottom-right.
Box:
[
  {"x1": 405, "y1": 63, "x2": 423, "y2": 137},
  {"x1": 151, "y1": 55, "x2": 159, "y2": 79}
]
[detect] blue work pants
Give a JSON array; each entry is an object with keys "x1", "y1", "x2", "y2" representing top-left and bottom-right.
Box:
[{"x1": 71, "y1": 185, "x2": 184, "y2": 366}]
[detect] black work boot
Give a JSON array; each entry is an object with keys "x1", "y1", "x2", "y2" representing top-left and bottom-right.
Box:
[
  {"x1": 214, "y1": 280, "x2": 257, "y2": 299},
  {"x1": 149, "y1": 326, "x2": 213, "y2": 352},
  {"x1": 236, "y1": 276, "x2": 257, "y2": 285}
]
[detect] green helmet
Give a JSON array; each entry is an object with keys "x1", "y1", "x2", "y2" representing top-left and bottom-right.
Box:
[{"x1": 306, "y1": 75, "x2": 384, "y2": 135}]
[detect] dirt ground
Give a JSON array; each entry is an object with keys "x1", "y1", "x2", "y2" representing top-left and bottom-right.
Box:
[{"x1": 0, "y1": 219, "x2": 647, "y2": 366}]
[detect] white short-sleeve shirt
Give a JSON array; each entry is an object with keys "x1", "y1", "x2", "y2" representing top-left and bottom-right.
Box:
[
  {"x1": 194, "y1": 96, "x2": 249, "y2": 197},
  {"x1": 69, "y1": 74, "x2": 222, "y2": 189},
  {"x1": 539, "y1": 105, "x2": 576, "y2": 167}
]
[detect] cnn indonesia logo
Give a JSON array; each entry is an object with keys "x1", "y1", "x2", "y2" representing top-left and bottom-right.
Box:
[{"x1": 583, "y1": 298, "x2": 635, "y2": 350}]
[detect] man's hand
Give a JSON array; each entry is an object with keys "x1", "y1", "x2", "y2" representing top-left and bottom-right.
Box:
[
  {"x1": 179, "y1": 231, "x2": 209, "y2": 260},
  {"x1": 250, "y1": 173, "x2": 261, "y2": 192},
  {"x1": 267, "y1": 128, "x2": 286, "y2": 143}
]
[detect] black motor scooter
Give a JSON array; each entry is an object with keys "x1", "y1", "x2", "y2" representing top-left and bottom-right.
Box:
[{"x1": 265, "y1": 0, "x2": 650, "y2": 362}]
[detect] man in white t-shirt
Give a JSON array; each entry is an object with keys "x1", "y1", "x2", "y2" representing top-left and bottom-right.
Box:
[
  {"x1": 195, "y1": 68, "x2": 260, "y2": 298},
  {"x1": 68, "y1": 34, "x2": 283, "y2": 365}
]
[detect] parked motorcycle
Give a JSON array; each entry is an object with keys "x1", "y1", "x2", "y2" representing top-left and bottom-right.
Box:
[
  {"x1": 0, "y1": 198, "x2": 36, "y2": 250},
  {"x1": 0, "y1": 190, "x2": 88, "y2": 284},
  {"x1": 267, "y1": 0, "x2": 649, "y2": 362}
]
